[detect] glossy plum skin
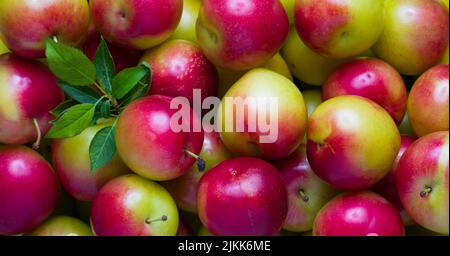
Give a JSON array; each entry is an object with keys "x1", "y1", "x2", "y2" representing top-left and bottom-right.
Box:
[
  {"x1": 0, "y1": 0, "x2": 90, "y2": 58},
  {"x1": 0, "y1": 146, "x2": 59, "y2": 235},
  {"x1": 294, "y1": 0, "x2": 384, "y2": 58},
  {"x1": 307, "y1": 96, "x2": 401, "y2": 190},
  {"x1": 396, "y1": 131, "x2": 449, "y2": 235},
  {"x1": 373, "y1": 0, "x2": 449, "y2": 75},
  {"x1": 322, "y1": 58, "x2": 407, "y2": 125},
  {"x1": 83, "y1": 28, "x2": 143, "y2": 73},
  {"x1": 115, "y1": 95, "x2": 204, "y2": 181},
  {"x1": 197, "y1": 157, "x2": 288, "y2": 236},
  {"x1": 30, "y1": 216, "x2": 93, "y2": 236},
  {"x1": 407, "y1": 65, "x2": 449, "y2": 137},
  {"x1": 90, "y1": 0, "x2": 183, "y2": 50},
  {"x1": 141, "y1": 40, "x2": 218, "y2": 104},
  {"x1": 313, "y1": 191, "x2": 405, "y2": 236},
  {"x1": 0, "y1": 54, "x2": 64, "y2": 145},
  {"x1": 52, "y1": 122, "x2": 130, "y2": 202},
  {"x1": 90, "y1": 174, "x2": 179, "y2": 236},
  {"x1": 218, "y1": 68, "x2": 308, "y2": 160},
  {"x1": 273, "y1": 145, "x2": 337, "y2": 232},
  {"x1": 371, "y1": 135, "x2": 416, "y2": 225},
  {"x1": 196, "y1": 0, "x2": 289, "y2": 71},
  {"x1": 163, "y1": 128, "x2": 232, "y2": 213}
]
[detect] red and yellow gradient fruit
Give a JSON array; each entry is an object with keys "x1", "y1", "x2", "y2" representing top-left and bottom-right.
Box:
[
  {"x1": 90, "y1": 0, "x2": 183, "y2": 50},
  {"x1": 407, "y1": 65, "x2": 449, "y2": 137},
  {"x1": 273, "y1": 145, "x2": 337, "y2": 232},
  {"x1": 371, "y1": 135, "x2": 417, "y2": 225},
  {"x1": 313, "y1": 191, "x2": 405, "y2": 236},
  {"x1": 294, "y1": 0, "x2": 384, "y2": 59},
  {"x1": 0, "y1": 54, "x2": 64, "y2": 145},
  {"x1": 281, "y1": 27, "x2": 373, "y2": 86},
  {"x1": 373, "y1": 0, "x2": 449, "y2": 75},
  {"x1": 141, "y1": 40, "x2": 218, "y2": 104},
  {"x1": 171, "y1": 0, "x2": 201, "y2": 42},
  {"x1": 51, "y1": 121, "x2": 130, "y2": 202},
  {"x1": 164, "y1": 128, "x2": 232, "y2": 213},
  {"x1": 90, "y1": 174, "x2": 179, "y2": 236},
  {"x1": 30, "y1": 216, "x2": 93, "y2": 236},
  {"x1": 218, "y1": 68, "x2": 308, "y2": 160},
  {"x1": 307, "y1": 96, "x2": 401, "y2": 190},
  {"x1": 322, "y1": 58, "x2": 407, "y2": 124},
  {"x1": 217, "y1": 53, "x2": 293, "y2": 98},
  {"x1": 196, "y1": 0, "x2": 289, "y2": 71},
  {"x1": 115, "y1": 95, "x2": 204, "y2": 181},
  {"x1": 396, "y1": 131, "x2": 449, "y2": 235},
  {"x1": 197, "y1": 157, "x2": 288, "y2": 236},
  {"x1": 0, "y1": 0, "x2": 90, "y2": 58},
  {"x1": 0, "y1": 146, "x2": 59, "y2": 235}
]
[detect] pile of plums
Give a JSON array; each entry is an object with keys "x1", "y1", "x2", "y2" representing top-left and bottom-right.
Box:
[{"x1": 0, "y1": 0, "x2": 448, "y2": 236}]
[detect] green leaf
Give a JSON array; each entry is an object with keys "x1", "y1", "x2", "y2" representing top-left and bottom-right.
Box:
[
  {"x1": 118, "y1": 63, "x2": 152, "y2": 105},
  {"x1": 58, "y1": 82, "x2": 101, "y2": 104},
  {"x1": 45, "y1": 103, "x2": 96, "y2": 138},
  {"x1": 112, "y1": 64, "x2": 150, "y2": 99},
  {"x1": 50, "y1": 100, "x2": 76, "y2": 116},
  {"x1": 45, "y1": 38, "x2": 96, "y2": 86},
  {"x1": 89, "y1": 125, "x2": 117, "y2": 172},
  {"x1": 100, "y1": 100, "x2": 111, "y2": 118},
  {"x1": 94, "y1": 38, "x2": 115, "y2": 93}
]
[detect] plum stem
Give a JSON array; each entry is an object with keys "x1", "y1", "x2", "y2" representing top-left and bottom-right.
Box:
[
  {"x1": 184, "y1": 149, "x2": 206, "y2": 171},
  {"x1": 298, "y1": 189, "x2": 309, "y2": 202},
  {"x1": 145, "y1": 215, "x2": 168, "y2": 224},
  {"x1": 32, "y1": 118, "x2": 42, "y2": 150},
  {"x1": 420, "y1": 187, "x2": 433, "y2": 198}
]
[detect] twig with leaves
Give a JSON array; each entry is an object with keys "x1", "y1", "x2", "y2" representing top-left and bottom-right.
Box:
[{"x1": 44, "y1": 37, "x2": 152, "y2": 173}]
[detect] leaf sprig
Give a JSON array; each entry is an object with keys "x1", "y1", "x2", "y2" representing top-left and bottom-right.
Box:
[{"x1": 44, "y1": 37, "x2": 152, "y2": 173}]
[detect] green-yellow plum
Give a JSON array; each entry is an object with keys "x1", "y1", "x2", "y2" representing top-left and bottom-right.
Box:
[
  {"x1": 30, "y1": 216, "x2": 93, "y2": 236},
  {"x1": 171, "y1": 0, "x2": 201, "y2": 42},
  {"x1": 294, "y1": 0, "x2": 385, "y2": 58},
  {"x1": 52, "y1": 120, "x2": 130, "y2": 201},
  {"x1": 281, "y1": 0, "x2": 295, "y2": 24},
  {"x1": 218, "y1": 53, "x2": 293, "y2": 98},
  {"x1": 90, "y1": 174, "x2": 179, "y2": 236},
  {"x1": 281, "y1": 27, "x2": 373, "y2": 86},
  {"x1": 307, "y1": 96, "x2": 401, "y2": 190},
  {"x1": 373, "y1": 0, "x2": 449, "y2": 75},
  {"x1": 218, "y1": 68, "x2": 307, "y2": 160}
]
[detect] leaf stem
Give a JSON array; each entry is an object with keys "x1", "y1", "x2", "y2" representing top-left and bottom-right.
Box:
[{"x1": 93, "y1": 82, "x2": 119, "y2": 108}]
